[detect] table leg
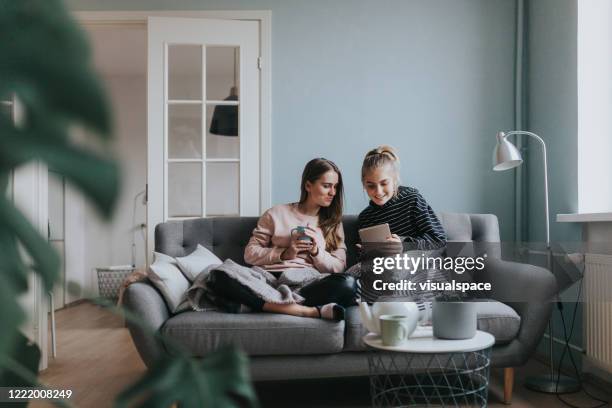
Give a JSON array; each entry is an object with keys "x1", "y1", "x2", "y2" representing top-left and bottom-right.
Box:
[{"x1": 503, "y1": 367, "x2": 514, "y2": 404}]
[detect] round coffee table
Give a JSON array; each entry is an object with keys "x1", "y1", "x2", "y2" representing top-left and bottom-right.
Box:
[{"x1": 363, "y1": 327, "x2": 495, "y2": 407}]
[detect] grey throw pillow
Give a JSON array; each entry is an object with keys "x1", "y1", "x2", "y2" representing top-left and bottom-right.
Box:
[
  {"x1": 175, "y1": 244, "x2": 222, "y2": 282},
  {"x1": 148, "y1": 252, "x2": 190, "y2": 313}
]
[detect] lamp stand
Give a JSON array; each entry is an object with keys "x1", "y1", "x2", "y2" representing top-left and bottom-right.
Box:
[
  {"x1": 501, "y1": 131, "x2": 580, "y2": 394},
  {"x1": 525, "y1": 248, "x2": 580, "y2": 394}
]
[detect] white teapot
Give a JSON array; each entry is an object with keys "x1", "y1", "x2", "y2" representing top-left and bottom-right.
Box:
[{"x1": 358, "y1": 300, "x2": 420, "y2": 335}]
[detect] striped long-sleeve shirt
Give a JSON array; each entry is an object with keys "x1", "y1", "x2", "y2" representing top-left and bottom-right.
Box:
[
  {"x1": 357, "y1": 186, "x2": 446, "y2": 250},
  {"x1": 356, "y1": 186, "x2": 448, "y2": 308}
]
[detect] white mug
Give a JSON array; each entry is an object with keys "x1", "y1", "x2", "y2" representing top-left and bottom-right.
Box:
[{"x1": 379, "y1": 314, "x2": 417, "y2": 346}]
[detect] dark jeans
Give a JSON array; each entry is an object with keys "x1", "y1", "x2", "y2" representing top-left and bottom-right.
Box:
[{"x1": 207, "y1": 270, "x2": 358, "y2": 312}]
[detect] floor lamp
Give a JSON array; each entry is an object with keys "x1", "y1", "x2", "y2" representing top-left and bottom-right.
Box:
[{"x1": 493, "y1": 130, "x2": 580, "y2": 394}]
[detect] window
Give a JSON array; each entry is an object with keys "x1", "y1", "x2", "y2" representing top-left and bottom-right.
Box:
[{"x1": 577, "y1": 0, "x2": 612, "y2": 213}]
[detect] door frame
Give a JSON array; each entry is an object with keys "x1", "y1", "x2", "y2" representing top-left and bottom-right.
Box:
[
  {"x1": 74, "y1": 10, "x2": 272, "y2": 261},
  {"x1": 13, "y1": 161, "x2": 49, "y2": 371},
  {"x1": 8, "y1": 97, "x2": 49, "y2": 370},
  {"x1": 75, "y1": 10, "x2": 272, "y2": 213}
]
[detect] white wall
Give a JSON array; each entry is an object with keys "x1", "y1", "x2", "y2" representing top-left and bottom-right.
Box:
[{"x1": 81, "y1": 75, "x2": 147, "y2": 295}]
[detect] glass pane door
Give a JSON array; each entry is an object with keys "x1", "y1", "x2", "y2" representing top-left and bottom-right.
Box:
[
  {"x1": 165, "y1": 44, "x2": 240, "y2": 219},
  {"x1": 147, "y1": 16, "x2": 260, "y2": 258}
]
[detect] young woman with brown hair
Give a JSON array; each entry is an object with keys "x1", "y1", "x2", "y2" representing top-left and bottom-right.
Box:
[{"x1": 207, "y1": 158, "x2": 357, "y2": 320}]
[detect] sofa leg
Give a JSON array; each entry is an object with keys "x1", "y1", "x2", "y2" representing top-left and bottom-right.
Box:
[{"x1": 503, "y1": 367, "x2": 514, "y2": 404}]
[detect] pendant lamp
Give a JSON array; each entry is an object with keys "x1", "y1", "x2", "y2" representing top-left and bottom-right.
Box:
[{"x1": 209, "y1": 48, "x2": 238, "y2": 136}]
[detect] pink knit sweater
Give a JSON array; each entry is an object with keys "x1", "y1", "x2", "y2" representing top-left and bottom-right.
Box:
[{"x1": 244, "y1": 203, "x2": 347, "y2": 273}]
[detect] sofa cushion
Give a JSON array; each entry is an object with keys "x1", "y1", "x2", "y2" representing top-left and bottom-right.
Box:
[
  {"x1": 439, "y1": 213, "x2": 472, "y2": 242},
  {"x1": 162, "y1": 311, "x2": 345, "y2": 356},
  {"x1": 343, "y1": 300, "x2": 520, "y2": 351},
  {"x1": 475, "y1": 300, "x2": 521, "y2": 345},
  {"x1": 175, "y1": 244, "x2": 222, "y2": 282},
  {"x1": 147, "y1": 252, "x2": 190, "y2": 313}
]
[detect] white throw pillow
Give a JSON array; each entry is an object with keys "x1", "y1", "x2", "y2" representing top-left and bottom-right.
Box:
[
  {"x1": 148, "y1": 252, "x2": 190, "y2": 313},
  {"x1": 175, "y1": 244, "x2": 222, "y2": 282}
]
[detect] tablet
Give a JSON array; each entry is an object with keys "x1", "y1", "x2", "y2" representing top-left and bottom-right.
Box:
[{"x1": 358, "y1": 223, "x2": 391, "y2": 242}]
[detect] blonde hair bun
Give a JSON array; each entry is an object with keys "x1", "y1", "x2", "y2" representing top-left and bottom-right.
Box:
[
  {"x1": 361, "y1": 145, "x2": 401, "y2": 183},
  {"x1": 366, "y1": 145, "x2": 400, "y2": 165}
]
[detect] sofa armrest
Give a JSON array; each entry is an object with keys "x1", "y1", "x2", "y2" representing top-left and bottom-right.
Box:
[
  {"x1": 475, "y1": 258, "x2": 556, "y2": 365},
  {"x1": 475, "y1": 258, "x2": 556, "y2": 302},
  {"x1": 123, "y1": 281, "x2": 170, "y2": 368}
]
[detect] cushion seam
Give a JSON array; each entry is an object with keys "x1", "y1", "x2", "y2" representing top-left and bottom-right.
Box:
[{"x1": 163, "y1": 326, "x2": 343, "y2": 332}]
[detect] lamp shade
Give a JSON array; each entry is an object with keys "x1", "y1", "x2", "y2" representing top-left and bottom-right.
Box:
[
  {"x1": 209, "y1": 93, "x2": 238, "y2": 136},
  {"x1": 493, "y1": 131, "x2": 523, "y2": 171}
]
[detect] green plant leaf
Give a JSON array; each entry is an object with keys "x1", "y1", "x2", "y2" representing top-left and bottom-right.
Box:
[
  {"x1": 0, "y1": 0, "x2": 111, "y2": 135},
  {"x1": 0, "y1": 0, "x2": 117, "y2": 394},
  {"x1": 0, "y1": 333, "x2": 40, "y2": 408},
  {"x1": 0, "y1": 196, "x2": 60, "y2": 290},
  {"x1": 0, "y1": 229, "x2": 29, "y2": 293},
  {"x1": 0, "y1": 118, "x2": 119, "y2": 217},
  {"x1": 115, "y1": 348, "x2": 259, "y2": 408},
  {"x1": 0, "y1": 333, "x2": 71, "y2": 408},
  {"x1": 0, "y1": 281, "x2": 25, "y2": 361},
  {"x1": 81, "y1": 292, "x2": 259, "y2": 407},
  {"x1": 1, "y1": 2, "x2": 257, "y2": 407},
  {"x1": 200, "y1": 348, "x2": 259, "y2": 407}
]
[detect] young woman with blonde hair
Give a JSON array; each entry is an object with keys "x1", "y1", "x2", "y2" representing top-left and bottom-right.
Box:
[
  {"x1": 354, "y1": 146, "x2": 447, "y2": 306},
  {"x1": 358, "y1": 145, "x2": 446, "y2": 249}
]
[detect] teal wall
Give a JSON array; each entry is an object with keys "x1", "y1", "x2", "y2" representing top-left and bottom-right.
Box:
[
  {"x1": 70, "y1": 0, "x2": 588, "y2": 370},
  {"x1": 526, "y1": 0, "x2": 583, "y2": 364},
  {"x1": 526, "y1": 0, "x2": 580, "y2": 244},
  {"x1": 67, "y1": 0, "x2": 519, "y2": 240}
]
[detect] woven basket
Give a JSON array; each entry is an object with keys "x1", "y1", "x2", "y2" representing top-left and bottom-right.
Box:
[{"x1": 96, "y1": 265, "x2": 135, "y2": 300}]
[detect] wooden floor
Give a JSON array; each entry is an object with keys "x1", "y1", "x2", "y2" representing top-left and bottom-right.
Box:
[
  {"x1": 33, "y1": 302, "x2": 610, "y2": 408},
  {"x1": 33, "y1": 302, "x2": 146, "y2": 408}
]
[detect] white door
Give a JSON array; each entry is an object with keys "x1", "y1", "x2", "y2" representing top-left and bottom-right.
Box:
[
  {"x1": 48, "y1": 170, "x2": 66, "y2": 310},
  {"x1": 4, "y1": 97, "x2": 49, "y2": 369},
  {"x1": 147, "y1": 17, "x2": 260, "y2": 261}
]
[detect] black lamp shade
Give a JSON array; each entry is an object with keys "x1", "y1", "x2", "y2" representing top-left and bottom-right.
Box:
[{"x1": 209, "y1": 94, "x2": 238, "y2": 136}]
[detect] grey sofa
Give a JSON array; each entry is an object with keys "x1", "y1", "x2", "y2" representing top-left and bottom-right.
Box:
[{"x1": 124, "y1": 213, "x2": 556, "y2": 403}]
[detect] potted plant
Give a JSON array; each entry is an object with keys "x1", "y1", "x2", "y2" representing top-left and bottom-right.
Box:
[
  {"x1": 432, "y1": 292, "x2": 477, "y2": 340},
  {"x1": 0, "y1": 2, "x2": 258, "y2": 407}
]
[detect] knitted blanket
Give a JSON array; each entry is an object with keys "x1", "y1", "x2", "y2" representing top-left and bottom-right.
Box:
[{"x1": 187, "y1": 259, "x2": 324, "y2": 312}]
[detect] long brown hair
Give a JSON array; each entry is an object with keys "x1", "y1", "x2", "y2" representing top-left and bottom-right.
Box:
[{"x1": 299, "y1": 158, "x2": 344, "y2": 251}]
